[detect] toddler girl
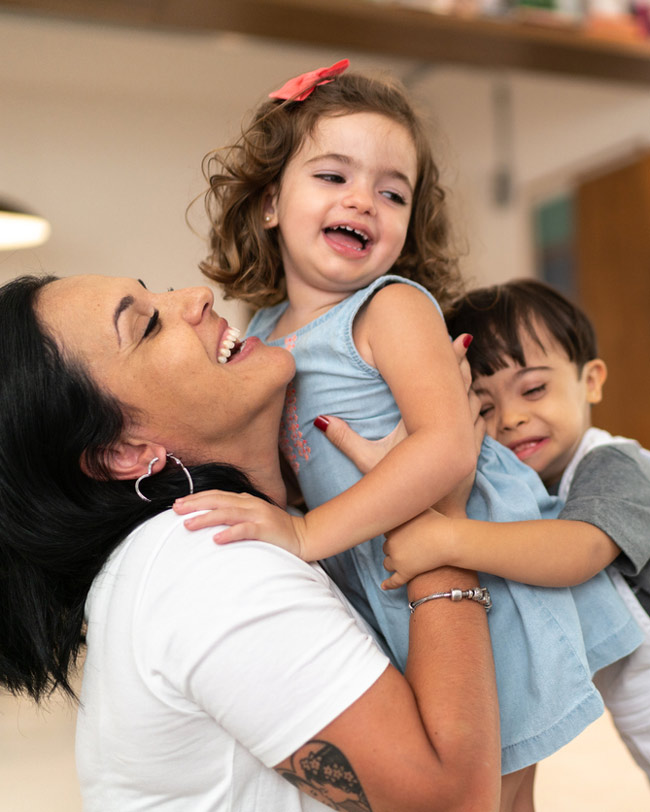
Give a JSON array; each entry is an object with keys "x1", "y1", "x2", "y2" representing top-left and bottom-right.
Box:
[{"x1": 178, "y1": 60, "x2": 641, "y2": 805}]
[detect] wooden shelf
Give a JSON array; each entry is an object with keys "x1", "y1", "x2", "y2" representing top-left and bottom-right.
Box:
[{"x1": 4, "y1": 0, "x2": 650, "y2": 85}]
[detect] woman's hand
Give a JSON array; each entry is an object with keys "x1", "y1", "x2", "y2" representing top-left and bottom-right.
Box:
[
  {"x1": 315, "y1": 414, "x2": 407, "y2": 474},
  {"x1": 174, "y1": 491, "x2": 307, "y2": 558},
  {"x1": 318, "y1": 333, "x2": 480, "y2": 477},
  {"x1": 381, "y1": 509, "x2": 456, "y2": 591}
]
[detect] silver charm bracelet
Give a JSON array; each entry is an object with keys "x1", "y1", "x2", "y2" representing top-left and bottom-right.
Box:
[{"x1": 408, "y1": 587, "x2": 492, "y2": 614}]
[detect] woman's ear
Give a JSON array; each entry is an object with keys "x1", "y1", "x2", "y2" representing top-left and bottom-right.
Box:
[
  {"x1": 81, "y1": 438, "x2": 167, "y2": 481},
  {"x1": 262, "y1": 184, "x2": 279, "y2": 229},
  {"x1": 583, "y1": 358, "x2": 607, "y2": 405}
]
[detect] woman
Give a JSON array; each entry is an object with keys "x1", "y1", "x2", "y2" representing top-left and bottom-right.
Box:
[{"x1": 0, "y1": 273, "x2": 500, "y2": 812}]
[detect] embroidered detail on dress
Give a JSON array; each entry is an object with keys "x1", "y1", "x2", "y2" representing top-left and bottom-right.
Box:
[
  {"x1": 284, "y1": 334, "x2": 297, "y2": 351},
  {"x1": 279, "y1": 381, "x2": 311, "y2": 473}
]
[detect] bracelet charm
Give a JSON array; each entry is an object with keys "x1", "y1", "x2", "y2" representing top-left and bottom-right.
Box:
[{"x1": 409, "y1": 586, "x2": 492, "y2": 614}]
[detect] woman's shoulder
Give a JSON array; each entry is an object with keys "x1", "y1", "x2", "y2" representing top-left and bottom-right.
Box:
[{"x1": 100, "y1": 510, "x2": 332, "y2": 609}]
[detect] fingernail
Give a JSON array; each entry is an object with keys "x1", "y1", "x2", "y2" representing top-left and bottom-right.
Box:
[
  {"x1": 314, "y1": 415, "x2": 329, "y2": 432},
  {"x1": 463, "y1": 334, "x2": 474, "y2": 348}
]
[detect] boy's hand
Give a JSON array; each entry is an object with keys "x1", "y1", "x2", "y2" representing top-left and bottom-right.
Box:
[
  {"x1": 174, "y1": 491, "x2": 306, "y2": 558},
  {"x1": 381, "y1": 509, "x2": 454, "y2": 591}
]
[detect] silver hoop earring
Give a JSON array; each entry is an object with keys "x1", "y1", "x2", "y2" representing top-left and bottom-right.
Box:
[
  {"x1": 167, "y1": 453, "x2": 194, "y2": 496},
  {"x1": 134, "y1": 453, "x2": 194, "y2": 503},
  {"x1": 135, "y1": 457, "x2": 159, "y2": 502}
]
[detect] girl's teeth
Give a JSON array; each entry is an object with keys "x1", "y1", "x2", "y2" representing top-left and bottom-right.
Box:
[{"x1": 218, "y1": 326, "x2": 241, "y2": 363}]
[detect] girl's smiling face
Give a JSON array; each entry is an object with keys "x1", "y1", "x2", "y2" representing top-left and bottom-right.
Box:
[
  {"x1": 265, "y1": 112, "x2": 418, "y2": 307},
  {"x1": 472, "y1": 325, "x2": 606, "y2": 487}
]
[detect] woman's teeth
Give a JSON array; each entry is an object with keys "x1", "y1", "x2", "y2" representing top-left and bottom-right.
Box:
[{"x1": 218, "y1": 326, "x2": 241, "y2": 364}]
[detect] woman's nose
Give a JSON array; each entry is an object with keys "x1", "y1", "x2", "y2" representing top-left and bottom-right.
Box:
[{"x1": 174, "y1": 286, "x2": 214, "y2": 324}]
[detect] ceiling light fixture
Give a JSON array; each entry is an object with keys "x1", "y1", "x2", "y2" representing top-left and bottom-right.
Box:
[{"x1": 0, "y1": 199, "x2": 51, "y2": 250}]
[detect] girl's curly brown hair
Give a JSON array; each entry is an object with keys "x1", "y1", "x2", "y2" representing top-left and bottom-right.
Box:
[{"x1": 200, "y1": 69, "x2": 463, "y2": 310}]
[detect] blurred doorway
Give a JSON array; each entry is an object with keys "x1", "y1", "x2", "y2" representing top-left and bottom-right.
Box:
[{"x1": 576, "y1": 151, "x2": 650, "y2": 447}]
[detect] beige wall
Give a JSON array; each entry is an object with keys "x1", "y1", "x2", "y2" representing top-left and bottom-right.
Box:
[{"x1": 3, "y1": 12, "x2": 650, "y2": 320}]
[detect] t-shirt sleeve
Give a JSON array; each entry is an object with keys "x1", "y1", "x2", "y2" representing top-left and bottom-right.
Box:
[
  {"x1": 559, "y1": 444, "x2": 650, "y2": 576},
  {"x1": 138, "y1": 522, "x2": 390, "y2": 768}
]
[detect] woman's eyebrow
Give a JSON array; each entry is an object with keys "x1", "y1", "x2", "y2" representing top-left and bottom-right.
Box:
[{"x1": 113, "y1": 295, "x2": 135, "y2": 346}]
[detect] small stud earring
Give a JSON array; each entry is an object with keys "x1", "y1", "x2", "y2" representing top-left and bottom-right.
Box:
[{"x1": 264, "y1": 215, "x2": 272, "y2": 223}]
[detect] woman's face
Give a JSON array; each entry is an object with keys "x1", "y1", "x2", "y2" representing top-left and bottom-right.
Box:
[{"x1": 36, "y1": 275, "x2": 295, "y2": 461}]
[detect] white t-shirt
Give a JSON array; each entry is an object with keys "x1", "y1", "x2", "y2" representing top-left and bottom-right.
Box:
[{"x1": 76, "y1": 510, "x2": 389, "y2": 811}]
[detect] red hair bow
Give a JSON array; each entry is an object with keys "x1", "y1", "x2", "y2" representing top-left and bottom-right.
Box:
[{"x1": 269, "y1": 59, "x2": 350, "y2": 102}]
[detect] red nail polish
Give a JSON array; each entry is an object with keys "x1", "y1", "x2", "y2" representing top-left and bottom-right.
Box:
[
  {"x1": 463, "y1": 334, "x2": 474, "y2": 348},
  {"x1": 314, "y1": 415, "x2": 329, "y2": 432}
]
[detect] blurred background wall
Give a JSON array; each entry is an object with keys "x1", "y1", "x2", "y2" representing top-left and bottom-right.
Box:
[{"x1": 2, "y1": 8, "x2": 650, "y2": 809}]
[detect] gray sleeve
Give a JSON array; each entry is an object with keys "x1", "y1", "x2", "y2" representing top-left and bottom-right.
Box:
[{"x1": 559, "y1": 444, "x2": 650, "y2": 578}]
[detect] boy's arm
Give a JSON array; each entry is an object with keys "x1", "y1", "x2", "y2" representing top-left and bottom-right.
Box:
[
  {"x1": 385, "y1": 443, "x2": 650, "y2": 589},
  {"x1": 559, "y1": 444, "x2": 650, "y2": 577},
  {"x1": 382, "y1": 514, "x2": 620, "y2": 590}
]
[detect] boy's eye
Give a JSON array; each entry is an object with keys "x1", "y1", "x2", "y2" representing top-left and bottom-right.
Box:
[
  {"x1": 381, "y1": 190, "x2": 407, "y2": 206},
  {"x1": 523, "y1": 384, "x2": 546, "y2": 398},
  {"x1": 478, "y1": 404, "x2": 494, "y2": 419}
]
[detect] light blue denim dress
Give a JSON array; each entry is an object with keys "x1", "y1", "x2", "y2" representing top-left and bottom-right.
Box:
[{"x1": 247, "y1": 275, "x2": 641, "y2": 774}]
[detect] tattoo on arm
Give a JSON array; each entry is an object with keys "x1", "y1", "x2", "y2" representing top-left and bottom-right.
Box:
[{"x1": 276, "y1": 739, "x2": 372, "y2": 811}]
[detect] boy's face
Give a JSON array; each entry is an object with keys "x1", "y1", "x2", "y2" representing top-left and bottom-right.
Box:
[{"x1": 472, "y1": 324, "x2": 606, "y2": 487}]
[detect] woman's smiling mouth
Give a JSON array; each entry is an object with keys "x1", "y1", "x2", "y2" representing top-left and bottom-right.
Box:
[{"x1": 217, "y1": 326, "x2": 242, "y2": 364}]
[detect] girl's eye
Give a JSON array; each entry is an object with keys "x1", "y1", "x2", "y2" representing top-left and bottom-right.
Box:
[
  {"x1": 381, "y1": 190, "x2": 407, "y2": 206},
  {"x1": 315, "y1": 172, "x2": 345, "y2": 184},
  {"x1": 143, "y1": 309, "x2": 160, "y2": 339}
]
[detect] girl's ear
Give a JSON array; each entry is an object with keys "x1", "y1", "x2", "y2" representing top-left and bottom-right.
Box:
[
  {"x1": 583, "y1": 358, "x2": 607, "y2": 405},
  {"x1": 81, "y1": 438, "x2": 168, "y2": 481},
  {"x1": 262, "y1": 184, "x2": 279, "y2": 229}
]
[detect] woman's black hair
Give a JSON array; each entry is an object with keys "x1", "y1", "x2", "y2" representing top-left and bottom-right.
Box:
[{"x1": 0, "y1": 275, "x2": 271, "y2": 702}]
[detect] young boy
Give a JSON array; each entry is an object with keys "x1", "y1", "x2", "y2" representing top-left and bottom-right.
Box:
[{"x1": 382, "y1": 278, "x2": 650, "y2": 779}]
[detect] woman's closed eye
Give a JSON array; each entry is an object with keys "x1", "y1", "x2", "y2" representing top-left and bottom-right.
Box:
[{"x1": 142, "y1": 309, "x2": 160, "y2": 340}]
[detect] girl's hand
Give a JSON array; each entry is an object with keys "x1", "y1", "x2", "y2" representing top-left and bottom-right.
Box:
[
  {"x1": 174, "y1": 491, "x2": 307, "y2": 558},
  {"x1": 381, "y1": 509, "x2": 454, "y2": 591}
]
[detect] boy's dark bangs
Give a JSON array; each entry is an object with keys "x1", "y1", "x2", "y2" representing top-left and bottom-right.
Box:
[{"x1": 447, "y1": 287, "x2": 551, "y2": 378}]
